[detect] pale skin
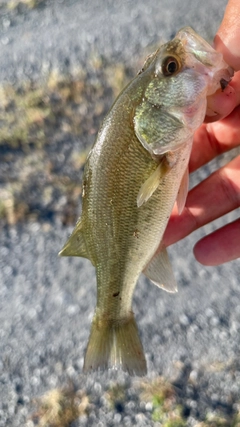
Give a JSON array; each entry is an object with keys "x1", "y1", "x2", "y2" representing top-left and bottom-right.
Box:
[{"x1": 163, "y1": 0, "x2": 240, "y2": 266}]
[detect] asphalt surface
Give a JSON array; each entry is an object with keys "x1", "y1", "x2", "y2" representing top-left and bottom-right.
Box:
[
  {"x1": 0, "y1": 0, "x2": 230, "y2": 83},
  {"x1": 1, "y1": 1, "x2": 240, "y2": 426}
]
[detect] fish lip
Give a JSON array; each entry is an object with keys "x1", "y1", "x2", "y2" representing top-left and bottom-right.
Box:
[
  {"x1": 175, "y1": 26, "x2": 227, "y2": 69},
  {"x1": 173, "y1": 26, "x2": 234, "y2": 95},
  {"x1": 220, "y1": 76, "x2": 232, "y2": 91}
]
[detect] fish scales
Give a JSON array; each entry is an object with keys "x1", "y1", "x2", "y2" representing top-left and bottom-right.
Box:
[
  {"x1": 59, "y1": 27, "x2": 233, "y2": 375},
  {"x1": 84, "y1": 89, "x2": 187, "y2": 317}
]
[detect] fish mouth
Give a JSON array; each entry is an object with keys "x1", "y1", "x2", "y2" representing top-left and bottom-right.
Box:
[
  {"x1": 175, "y1": 27, "x2": 233, "y2": 74},
  {"x1": 220, "y1": 78, "x2": 230, "y2": 91},
  {"x1": 174, "y1": 26, "x2": 234, "y2": 94}
]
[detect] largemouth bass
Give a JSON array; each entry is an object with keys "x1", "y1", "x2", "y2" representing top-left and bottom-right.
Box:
[{"x1": 59, "y1": 27, "x2": 233, "y2": 376}]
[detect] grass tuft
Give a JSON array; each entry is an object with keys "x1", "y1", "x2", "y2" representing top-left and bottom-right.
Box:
[
  {"x1": 32, "y1": 386, "x2": 89, "y2": 427},
  {"x1": 137, "y1": 376, "x2": 186, "y2": 426},
  {"x1": 7, "y1": 0, "x2": 45, "y2": 10},
  {"x1": 0, "y1": 61, "x2": 132, "y2": 225}
]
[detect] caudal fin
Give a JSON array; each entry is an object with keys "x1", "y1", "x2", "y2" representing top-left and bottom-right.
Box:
[{"x1": 83, "y1": 314, "x2": 147, "y2": 376}]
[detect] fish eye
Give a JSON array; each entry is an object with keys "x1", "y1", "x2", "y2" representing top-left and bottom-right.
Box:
[{"x1": 162, "y1": 56, "x2": 180, "y2": 76}]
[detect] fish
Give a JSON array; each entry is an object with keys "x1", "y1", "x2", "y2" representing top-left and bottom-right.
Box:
[{"x1": 59, "y1": 27, "x2": 233, "y2": 376}]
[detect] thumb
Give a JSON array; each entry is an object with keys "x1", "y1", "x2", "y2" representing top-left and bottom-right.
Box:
[{"x1": 214, "y1": 0, "x2": 240, "y2": 71}]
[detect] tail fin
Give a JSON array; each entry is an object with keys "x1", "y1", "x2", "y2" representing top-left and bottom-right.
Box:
[{"x1": 83, "y1": 314, "x2": 147, "y2": 376}]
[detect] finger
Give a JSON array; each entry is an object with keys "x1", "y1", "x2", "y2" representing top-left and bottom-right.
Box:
[
  {"x1": 163, "y1": 155, "x2": 240, "y2": 247},
  {"x1": 205, "y1": 71, "x2": 240, "y2": 122},
  {"x1": 194, "y1": 218, "x2": 240, "y2": 265},
  {"x1": 190, "y1": 104, "x2": 240, "y2": 172},
  {"x1": 214, "y1": 0, "x2": 240, "y2": 71}
]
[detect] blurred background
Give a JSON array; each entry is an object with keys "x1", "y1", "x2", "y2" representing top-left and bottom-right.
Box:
[{"x1": 0, "y1": 1, "x2": 240, "y2": 426}]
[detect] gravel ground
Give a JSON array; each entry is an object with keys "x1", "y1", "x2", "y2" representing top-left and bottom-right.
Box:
[{"x1": 1, "y1": 1, "x2": 240, "y2": 426}]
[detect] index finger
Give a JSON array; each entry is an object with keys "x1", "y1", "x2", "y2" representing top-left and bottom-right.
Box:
[
  {"x1": 205, "y1": 71, "x2": 240, "y2": 122},
  {"x1": 214, "y1": 0, "x2": 240, "y2": 71},
  {"x1": 190, "y1": 104, "x2": 240, "y2": 172}
]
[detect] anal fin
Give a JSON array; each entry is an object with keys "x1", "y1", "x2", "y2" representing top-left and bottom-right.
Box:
[
  {"x1": 59, "y1": 218, "x2": 90, "y2": 260},
  {"x1": 143, "y1": 247, "x2": 177, "y2": 293}
]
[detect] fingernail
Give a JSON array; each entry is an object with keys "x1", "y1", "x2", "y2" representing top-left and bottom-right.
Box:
[{"x1": 206, "y1": 108, "x2": 218, "y2": 117}]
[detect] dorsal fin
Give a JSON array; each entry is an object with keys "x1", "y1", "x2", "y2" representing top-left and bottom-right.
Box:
[
  {"x1": 143, "y1": 246, "x2": 177, "y2": 293},
  {"x1": 59, "y1": 218, "x2": 91, "y2": 261}
]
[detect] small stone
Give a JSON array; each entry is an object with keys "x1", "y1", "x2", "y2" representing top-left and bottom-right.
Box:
[
  {"x1": 210, "y1": 316, "x2": 220, "y2": 326},
  {"x1": 189, "y1": 370, "x2": 198, "y2": 383},
  {"x1": 145, "y1": 401, "x2": 153, "y2": 411},
  {"x1": 179, "y1": 314, "x2": 190, "y2": 326},
  {"x1": 2, "y1": 19, "x2": 11, "y2": 29},
  {"x1": 66, "y1": 305, "x2": 79, "y2": 316},
  {"x1": 66, "y1": 366, "x2": 75, "y2": 378},
  {"x1": 94, "y1": 382, "x2": 102, "y2": 394},
  {"x1": 113, "y1": 413, "x2": 122, "y2": 423},
  {"x1": 135, "y1": 413, "x2": 147, "y2": 423},
  {"x1": 1, "y1": 36, "x2": 9, "y2": 45}
]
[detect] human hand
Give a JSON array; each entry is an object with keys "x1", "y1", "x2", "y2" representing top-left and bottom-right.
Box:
[{"x1": 163, "y1": 0, "x2": 240, "y2": 266}]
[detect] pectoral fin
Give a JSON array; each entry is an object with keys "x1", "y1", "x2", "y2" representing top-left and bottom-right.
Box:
[
  {"x1": 137, "y1": 160, "x2": 169, "y2": 208},
  {"x1": 59, "y1": 218, "x2": 92, "y2": 262},
  {"x1": 143, "y1": 247, "x2": 177, "y2": 293},
  {"x1": 176, "y1": 167, "x2": 189, "y2": 214}
]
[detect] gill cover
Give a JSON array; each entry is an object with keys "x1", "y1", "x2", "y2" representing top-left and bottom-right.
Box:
[{"x1": 134, "y1": 26, "x2": 233, "y2": 158}]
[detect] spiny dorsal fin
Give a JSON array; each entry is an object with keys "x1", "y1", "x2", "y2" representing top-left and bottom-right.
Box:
[
  {"x1": 58, "y1": 218, "x2": 90, "y2": 261},
  {"x1": 143, "y1": 246, "x2": 177, "y2": 293},
  {"x1": 176, "y1": 167, "x2": 189, "y2": 214},
  {"x1": 137, "y1": 160, "x2": 169, "y2": 208}
]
